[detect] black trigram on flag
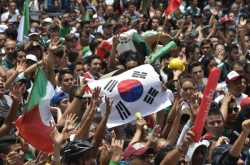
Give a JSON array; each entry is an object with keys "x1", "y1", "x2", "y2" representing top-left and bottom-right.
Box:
[
  {"x1": 132, "y1": 71, "x2": 147, "y2": 79},
  {"x1": 115, "y1": 101, "x2": 131, "y2": 120},
  {"x1": 104, "y1": 79, "x2": 118, "y2": 92},
  {"x1": 143, "y1": 87, "x2": 159, "y2": 104}
]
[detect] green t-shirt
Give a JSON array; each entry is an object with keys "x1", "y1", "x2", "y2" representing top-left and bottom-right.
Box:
[
  {"x1": 1, "y1": 58, "x2": 15, "y2": 70},
  {"x1": 60, "y1": 26, "x2": 69, "y2": 38},
  {"x1": 185, "y1": 6, "x2": 201, "y2": 17}
]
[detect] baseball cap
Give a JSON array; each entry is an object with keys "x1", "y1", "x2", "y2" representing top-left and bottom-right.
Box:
[
  {"x1": 211, "y1": 144, "x2": 247, "y2": 165},
  {"x1": 26, "y1": 54, "x2": 38, "y2": 62},
  {"x1": 240, "y1": 97, "x2": 250, "y2": 109},
  {"x1": 51, "y1": 91, "x2": 69, "y2": 106},
  {"x1": 13, "y1": 72, "x2": 27, "y2": 84},
  {"x1": 0, "y1": 25, "x2": 8, "y2": 33},
  {"x1": 226, "y1": 71, "x2": 244, "y2": 83},
  {"x1": 220, "y1": 17, "x2": 230, "y2": 24},
  {"x1": 43, "y1": 18, "x2": 53, "y2": 23},
  {"x1": 194, "y1": 13, "x2": 202, "y2": 17},
  {"x1": 123, "y1": 142, "x2": 154, "y2": 160},
  {"x1": 24, "y1": 41, "x2": 43, "y2": 53},
  {"x1": 28, "y1": 28, "x2": 39, "y2": 36},
  {"x1": 103, "y1": 23, "x2": 112, "y2": 28}
]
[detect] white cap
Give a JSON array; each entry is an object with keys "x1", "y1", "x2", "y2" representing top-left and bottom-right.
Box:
[
  {"x1": 26, "y1": 54, "x2": 38, "y2": 62},
  {"x1": 43, "y1": 18, "x2": 53, "y2": 23},
  {"x1": 0, "y1": 25, "x2": 8, "y2": 32}
]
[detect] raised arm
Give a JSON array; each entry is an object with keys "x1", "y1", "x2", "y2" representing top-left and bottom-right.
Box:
[
  {"x1": 48, "y1": 37, "x2": 62, "y2": 86},
  {"x1": 74, "y1": 87, "x2": 101, "y2": 140},
  {"x1": 109, "y1": 34, "x2": 119, "y2": 68},
  {"x1": 91, "y1": 96, "x2": 113, "y2": 157},
  {"x1": 57, "y1": 79, "x2": 87, "y2": 126},
  {"x1": 5, "y1": 62, "x2": 26, "y2": 88},
  {"x1": 0, "y1": 83, "x2": 25, "y2": 138},
  {"x1": 160, "y1": 130, "x2": 194, "y2": 165}
]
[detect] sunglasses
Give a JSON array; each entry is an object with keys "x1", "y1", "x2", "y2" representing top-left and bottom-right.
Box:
[{"x1": 228, "y1": 107, "x2": 239, "y2": 113}]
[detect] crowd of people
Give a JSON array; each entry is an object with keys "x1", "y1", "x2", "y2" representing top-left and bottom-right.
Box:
[{"x1": 0, "y1": 0, "x2": 250, "y2": 165}]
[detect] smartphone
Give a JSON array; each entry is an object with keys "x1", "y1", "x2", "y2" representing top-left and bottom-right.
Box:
[{"x1": 132, "y1": 16, "x2": 137, "y2": 21}]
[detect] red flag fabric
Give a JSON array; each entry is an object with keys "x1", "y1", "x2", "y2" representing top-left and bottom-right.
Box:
[{"x1": 165, "y1": 0, "x2": 182, "y2": 16}]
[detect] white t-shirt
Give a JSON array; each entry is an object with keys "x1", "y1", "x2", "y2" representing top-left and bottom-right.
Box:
[
  {"x1": 1, "y1": 11, "x2": 19, "y2": 22},
  {"x1": 214, "y1": 93, "x2": 247, "y2": 106}
]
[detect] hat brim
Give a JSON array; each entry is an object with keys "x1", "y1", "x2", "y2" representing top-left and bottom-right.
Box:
[
  {"x1": 226, "y1": 75, "x2": 244, "y2": 83},
  {"x1": 133, "y1": 147, "x2": 154, "y2": 156},
  {"x1": 28, "y1": 32, "x2": 39, "y2": 36}
]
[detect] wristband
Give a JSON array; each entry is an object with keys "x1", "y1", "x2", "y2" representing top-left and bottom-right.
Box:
[
  {"x1": 51, "y1": 156, "x2": 62, "y2": 162},
  {"x1": 75, "y1": 95, "x2": 84, "y2": 100}
]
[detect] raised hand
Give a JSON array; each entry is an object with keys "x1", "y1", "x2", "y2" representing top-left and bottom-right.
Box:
[
  {"x1": 221, "y1": 92, "x2": 235, "y2": 104},
  {"x1": 50, "y1": 120, "x2": 65, "y2": 147},
  {"x1": 108, "y1": 138, "x2": 124, "y2": 162},
  {"x1": 75, "y1": 78, "x2": 88, "y2": 96},
  {"x1": 16, "y1": 62, "x2": 26, "y2": 73},
  {"x1": 136, "y1": 118, "x2": 147, "y2": 130},
  {"x1": 182, "y1": 130, "x2": 195, "y2": 147},
  {"x1": 36, "y1": 152, "x2": 49, "y2": 165},
  {"x1": 64, "y1": 113, "x2": 78, "y2": 132},
  {"x1": 6, "y1": 151, "x2": 19, "y2": 165},
  {"x1": 10, "y1": 82, "x2": 26, "y2": 102},
  {"x1": 91, "y1": 87, "x2": 103, "y2": 106},
  {"x1": 112, "y1": 33, "x2": 120, "y2": 47},
  {"x1": 148, "y1": 125, "x2": 161, "y2": 144},
  {"x1": 176, "y1": 98, "x2": 184, "y2": 118},
  {"x1": 48, "y1": 37, "x2": 61, "y2": 52},
  {"x1": 105, "y1": 96, "x2": 113, "y2": 115},
  {"x1": 240, "y1": 17, "x2": 247, "y2": 27},
  {"x1": 242, "y1": 119, "x2": 250, "y2": 135}
]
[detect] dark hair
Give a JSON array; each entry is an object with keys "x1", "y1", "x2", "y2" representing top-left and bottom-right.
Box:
[
  {"x1": 119, "y1": 50, "x2": 138, "y2": 69},
  {"x1": 68, "y1": 61, "x2": 82, "y2": 74},
  {"x1": 170, "y1": 38, "x2": 181, "y2": 47},
  {"x1": 185, "y1": 44, "x2": 196, "y2": 59},
  {"x1": 113, "y1": 23, "x2": 123, "y2": 33},
  {"x1": 230, "y1": 61, "x2": 244, "y2": 71},
  {"x1": 93, "y1": 33, "x2": 104, "y2": 40},
  {"x1": 225, "y1": 29, "x2": 236, "y2": 36},
  {"x1": 225, "y1": 43, "x2": 238, "y2": 53},
  {"x1": 200, "y1": 39, "x2": 213, "y2": 48},
  {"x1": 207, "y1": 105, "x2": 222, "y2": 117},
  {"x1": 68, "y1": 48, "x2": 79, "y2": 63},
  {"x1": 188, "y1": 61, "x2": 203, "y2": 73},
  {"x1": 81, "y1": 20, "x2": 90, "y2": 27},
  {"x1": 13, "y1": 47, "x2": 25, "y2": 59},
  {"x1": 49, "y1": 24, "x2": 60, "y2": 31},
  {"x1": 80, "y1": 30, "x2": 89, "y2": 38},
  {"x1": 89, "y1": 38, "x2": 101, "y2": 53},
  {"x1": 58, "y1": 70, "x2": 73, "y2": 83},
  {"x1": 92, "y1": 111, "x2": 102, "y2": 124},
  {"x1": 54, "y1": 47, "x2": 64, "y2": 58},
  {"x1": 209, "y1": 35, "x2": 219, "y2": 40},
  {"x1": 201, "y1": 56, "x2": 215, "y2": 77},
  {"x1": 5, "y1": 28, "x2": 18, "y2": 40},
  {"x1": 154, "y1": 145, "x2": 176, "y2": 165},
  {"x1": 86, "y1": 54, "x2": 101, "y2": 65},
  {"x1": 179, "y1": 77, "x2": 195, "y2": 88},
  {"x1": 0, "y1": 135, "x2": 21, "y2": 155}
]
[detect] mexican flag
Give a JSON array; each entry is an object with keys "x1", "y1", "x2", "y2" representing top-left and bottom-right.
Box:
[
  {"x1": 17, "y1": 0, "x2": 30, "y2": 42},
  {"x1": 16, "y1": 68, "x2": 55, "y2": 153},
  {"x1": 107, "y1": 29, "x2": 153, "y2": 57}
]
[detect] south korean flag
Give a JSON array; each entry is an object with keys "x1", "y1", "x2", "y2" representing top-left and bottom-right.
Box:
[{"x1": 80, "y1": 64, "x2": 172, "y2": 128}]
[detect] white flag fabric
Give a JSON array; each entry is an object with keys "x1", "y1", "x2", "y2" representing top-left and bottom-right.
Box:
[{"x1": 79, "y1": 64, "x2": 172, "y2": 128}]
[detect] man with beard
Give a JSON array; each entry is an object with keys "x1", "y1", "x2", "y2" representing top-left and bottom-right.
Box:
[{"x1": 1, "y1": 40, "x2": 16, "y2": 71}]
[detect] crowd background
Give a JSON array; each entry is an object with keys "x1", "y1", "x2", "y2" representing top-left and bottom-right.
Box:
[{"x1": 0, "y1": 0, "x2": 250, "y2": 165}]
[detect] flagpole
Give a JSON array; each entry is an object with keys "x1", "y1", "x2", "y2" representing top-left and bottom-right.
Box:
[{"x1": 153, "y1": 16, "x2": 168, "y2": 52}]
